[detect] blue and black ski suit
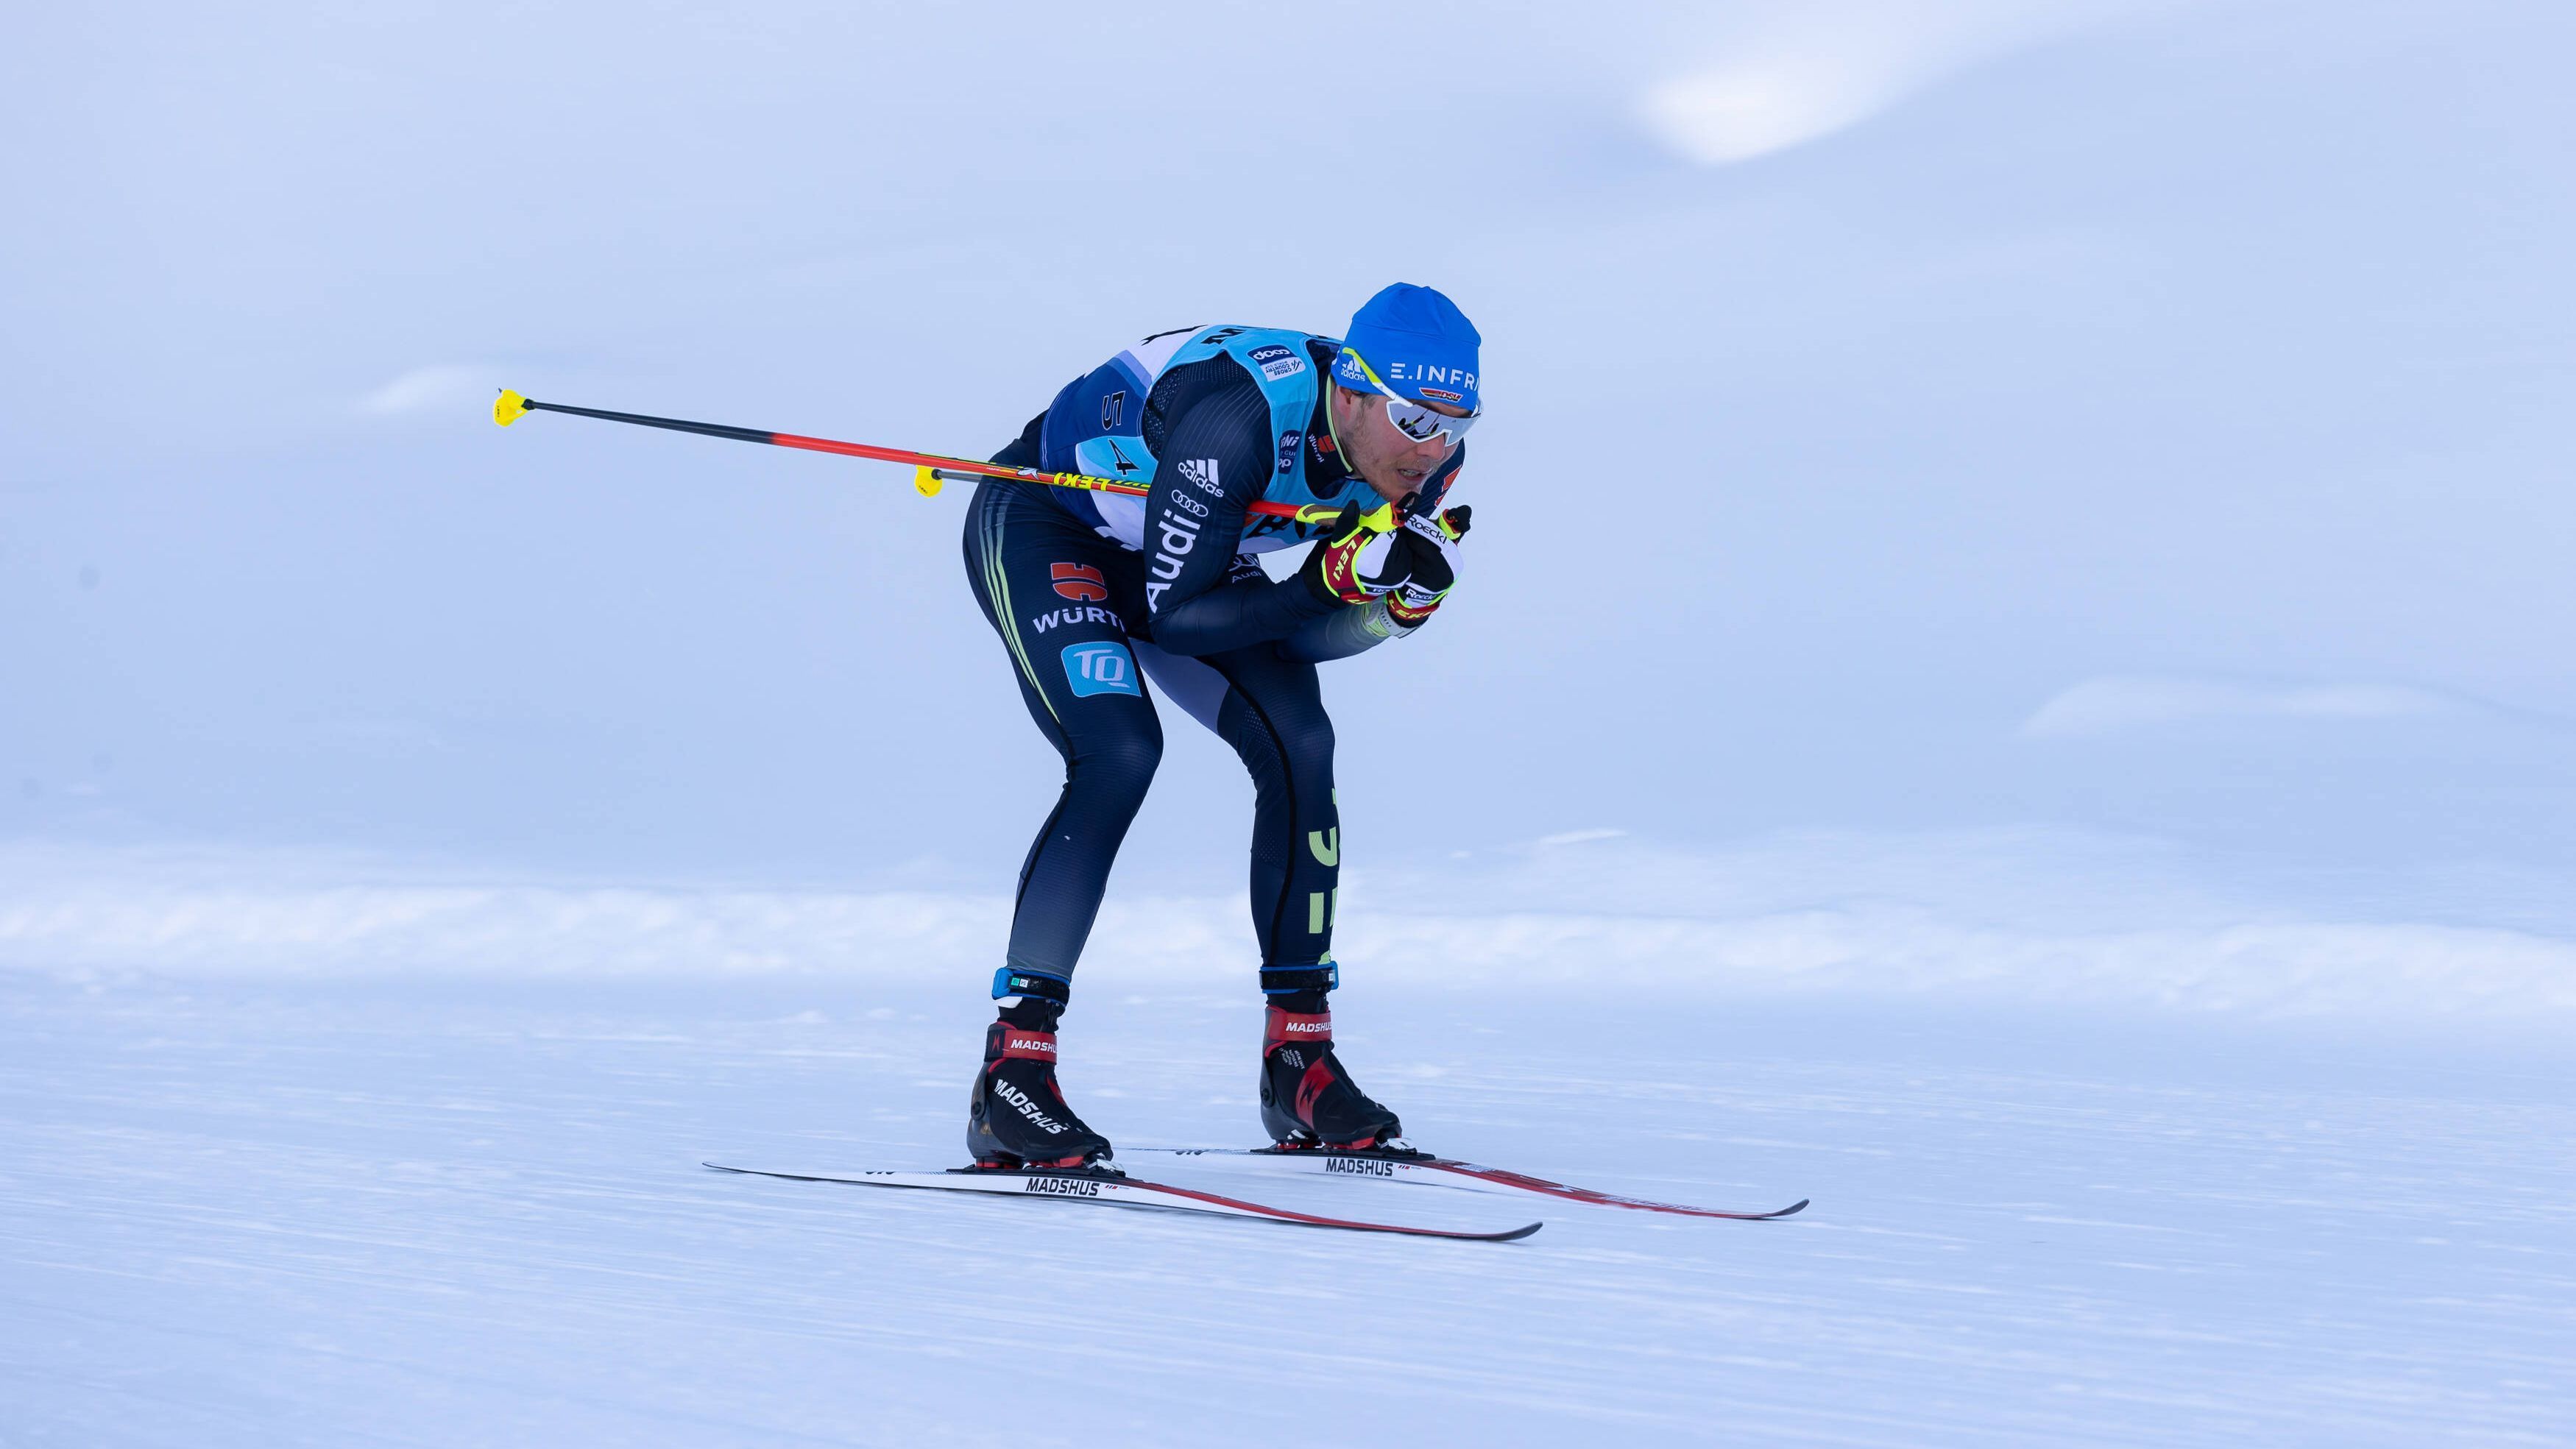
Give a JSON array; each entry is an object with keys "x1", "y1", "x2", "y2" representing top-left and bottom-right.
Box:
[{"x1": 960, "y1": 325, "x2": 1464, "y2": 1005}]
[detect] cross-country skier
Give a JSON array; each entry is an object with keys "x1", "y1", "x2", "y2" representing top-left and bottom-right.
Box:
[{"x1": 960, "y1": 284, "x2": 1481, "y2": 1170}]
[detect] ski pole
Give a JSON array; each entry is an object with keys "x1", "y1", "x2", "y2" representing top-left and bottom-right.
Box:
[{"x1": 492, "y1": 389, "x2": 1306, "y2": 520}]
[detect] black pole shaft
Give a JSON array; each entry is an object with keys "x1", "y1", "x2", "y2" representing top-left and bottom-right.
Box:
[{"x1": 523, "y1": 398, "x2": 783, "y2": 448}]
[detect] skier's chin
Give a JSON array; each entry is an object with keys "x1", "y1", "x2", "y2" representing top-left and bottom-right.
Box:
[{"x1": 1362, "y1": 465, "x2": 1426, "y2": 505}]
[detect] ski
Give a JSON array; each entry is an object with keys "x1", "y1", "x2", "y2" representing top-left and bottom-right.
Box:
[
  {"x1": 1133, "y1": 1147, "x2": 1808, "y2": 1221},
  {"x1": 701, "y1": 1162, "x2": 1543, "y2": 1241}
]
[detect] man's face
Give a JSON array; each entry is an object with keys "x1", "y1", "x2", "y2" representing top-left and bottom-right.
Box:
[{"x1": 1330, "y1": 386, "x2": 1468, "y2": 506}]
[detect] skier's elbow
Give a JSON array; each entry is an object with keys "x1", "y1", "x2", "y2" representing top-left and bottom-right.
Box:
[{"x1": 1146, "y1": 614, "x2": 1224, "y2": 657}]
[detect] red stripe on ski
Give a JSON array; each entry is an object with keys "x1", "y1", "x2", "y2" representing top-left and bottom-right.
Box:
[
  {"x1": 1415, "y1": 1161, "x2": 1808, "y2": 1220},
  {"x1": 1136, "y1": 1147, "x2": 1808, "y2": 1221},
  {"x1": 1112, "y1": 1177, "x2": 1540, "y2": 1241}
]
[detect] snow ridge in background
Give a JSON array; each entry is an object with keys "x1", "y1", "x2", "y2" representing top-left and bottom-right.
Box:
[
  {"x1": 2023, "y1": 675, "x2": 2466, "y2": 736},
  {"x1": 357, "y1": 364, "x2": 500, "y2": 417},
  {"x1": 1638, "y1": 0, "x2": 2166, "y2": 163},
  {"x1": 6, "y1": 835, "x2": 2568, "y2": 1024}
]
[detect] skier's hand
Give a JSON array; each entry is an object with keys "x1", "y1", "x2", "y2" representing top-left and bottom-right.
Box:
[
  {"x1": 1298, "y1": 501, "x2": 1402, "y2": 606},
  {"x1": 1379, "y1": 506, "x2": 1471, "y2": 628}
]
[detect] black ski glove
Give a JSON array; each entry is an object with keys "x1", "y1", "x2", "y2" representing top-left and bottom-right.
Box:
[
  {"x1": 1378, "y1": 506, "x2": 1471, "y2": 628},
  {"x1": 1297, "y1": 500, "x2": 1401, "y2": 606}
]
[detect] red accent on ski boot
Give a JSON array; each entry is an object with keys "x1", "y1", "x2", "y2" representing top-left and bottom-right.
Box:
[
  {"x1": 1264, "y1": 1010, "x2": 1334, "y2": 1049},
  {"x1": 1258, "y1": 1005, "x2": 1402, "y2": 1149},
  {"x1": 993, "y1": 1027, "x2": 1059, "y2": 1063},
  {"x1": 967, "y1": 1020, "x2": 1112, "y2": 1169}
]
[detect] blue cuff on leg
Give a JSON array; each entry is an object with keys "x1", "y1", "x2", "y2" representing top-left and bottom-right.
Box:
[
  {"x1": 1259, "y1": 963, "x2": 1340, "y2": 995},
  {"x1": 992, "y1": 967, "x2": 1072, "y2": 1005}
]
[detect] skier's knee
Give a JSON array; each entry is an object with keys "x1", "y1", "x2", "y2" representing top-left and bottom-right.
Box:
[
  {"x1": 1276, "y1": 715, "x2": 1335, "y2": 793},
  {"x1": 1071, "y1": 731, "x2": 1162, "y2": 808}
]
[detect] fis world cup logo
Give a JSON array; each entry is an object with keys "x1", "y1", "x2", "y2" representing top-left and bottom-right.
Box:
[
  {"x1": 1061, "y1": 641, "x2": 1140, "y2": 699},
  {"x1": 1051, "y1": 562, "x2": 1108, "y2": 602},
  {"x1": 1248, "y1": 343, "x2": 1307, "y2": 382}
]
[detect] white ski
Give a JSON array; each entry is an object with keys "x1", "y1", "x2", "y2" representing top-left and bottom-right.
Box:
[
  {"x1": 703, "y1": 1163, "x2": 1543, "y2": 1241},
  {"x1": 1130, "y1": 1147, "x2": 1808, "y2": 1221}
]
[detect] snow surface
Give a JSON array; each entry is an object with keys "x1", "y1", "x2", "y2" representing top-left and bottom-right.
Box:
[
  {"x1": 9, "y1": 2, "x2": 2571, "y2": 1440},
  {"x1": 6, "y1": 946, "x2": 2570, "y2": 1445}
]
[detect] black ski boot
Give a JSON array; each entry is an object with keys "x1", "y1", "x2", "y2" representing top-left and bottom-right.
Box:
[
  {"x1": 966, "y1": 1009, "x2": 1113, "y2": 1171},
  {"x1": 1258, "y1": 999, "x2": 1404, "y2": 1149}
]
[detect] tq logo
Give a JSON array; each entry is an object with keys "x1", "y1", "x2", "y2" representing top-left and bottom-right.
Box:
[
  {"x1": 1060, "y1": 641, "x2": 1141, "y2": 699},
  {"x1": 1052, "y1": 562, "x2": 1108, "y2": 602}
]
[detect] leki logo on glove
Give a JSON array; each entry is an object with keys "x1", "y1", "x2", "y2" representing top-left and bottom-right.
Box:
[
  {"x1": 1061, "y1": 641, "x2": 1141, "y2": 698},
  {"x1": 1051, "y1": 563, "x2": 1108, "y2": 602}
]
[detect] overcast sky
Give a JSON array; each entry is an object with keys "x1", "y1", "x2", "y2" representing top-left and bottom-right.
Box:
[{"x1": 4, "y1": 0, "x2": 2569, "y2": 890}]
